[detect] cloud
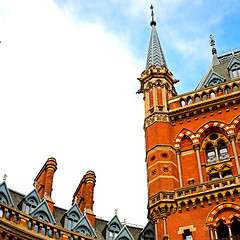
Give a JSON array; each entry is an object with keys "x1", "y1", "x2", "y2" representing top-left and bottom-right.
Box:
[{"x1": 0, "y1": 0, "x2": 147, "y2": 225}]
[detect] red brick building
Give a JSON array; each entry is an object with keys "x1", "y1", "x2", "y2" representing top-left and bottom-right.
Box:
[{"x1": 137, "y1": 5, "x2": 240, "y2": 240}]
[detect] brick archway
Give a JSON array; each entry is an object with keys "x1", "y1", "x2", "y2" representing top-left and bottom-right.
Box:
[
  {"x1": 231, "y1": 115, "x2": 240, "y2": 134},
  {"x1": 174, "y1": 129, "x2": 195, "y2": 149},
  {"x1": 206, "y1": 202, "x2": 240, "y2": 227},
  {"x1": 195, "y1": 121, "x2": 234, "y2": 144}
]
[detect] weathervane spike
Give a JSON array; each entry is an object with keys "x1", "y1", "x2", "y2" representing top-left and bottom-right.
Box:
[
  {"x1": 209, "y1": 34, "x2": 217, "y2": 55},
  {"x1": 3, "y1": 174, "x2": 7, "y2": 181},
  {"x1": 150, "y1": 4, "x2": 156, "y2": 26}
]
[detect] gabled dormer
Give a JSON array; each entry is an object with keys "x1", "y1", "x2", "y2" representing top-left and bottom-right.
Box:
[
  {"x1": 114, "y1": 226, "x2": 134, "y2": 240},
  {"x1": 228, "y1": 56, "x2": 240, "y2": 79},
  {"x1": 30, "y1": 200, "x2": 55, "y2": 224},
  {"x1": 64, "y1": 203, "x2": 83, "y2": 230},
  {"x1": 72, "y1": 215, "x2": 97, "y2": 238},
  {"x1": 0, "y1": 181, "x2": 14, "y2": 207},
  {"x1": 204, "y1": 72, "x2": 226, "y2": 88},
  {"x1": 139, "y1": 221, "x2": 155, "y2": 240},
  {"x1": 22, "y1": 188, "x2": 41, "y2": 214},
  {"x1": 106, "y1": 214, "x2": 123, "y2": 240}
]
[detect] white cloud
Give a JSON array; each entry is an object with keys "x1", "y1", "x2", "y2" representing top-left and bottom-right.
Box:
[{"x1": 0, "y1": 0, "x2": 147, "y2": 226}]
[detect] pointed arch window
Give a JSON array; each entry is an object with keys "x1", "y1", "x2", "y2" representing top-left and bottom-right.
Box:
[
  {"x1": 206, "y1": 143, "x2": 217, "y2": 164},
  {"x1": 217, "y1": 141, "x2": 229, "y2": 161}
]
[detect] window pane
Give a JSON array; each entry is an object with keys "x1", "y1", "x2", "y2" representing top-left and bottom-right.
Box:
[{"x1": 233, "y1": 70, "x2": 237, "y2": 78}]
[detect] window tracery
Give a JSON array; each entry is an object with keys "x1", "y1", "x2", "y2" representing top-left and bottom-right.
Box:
[{"x1": 202, "y1": 133, "x2": 230, "y2": 164}]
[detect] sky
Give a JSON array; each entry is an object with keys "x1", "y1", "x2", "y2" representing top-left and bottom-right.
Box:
[{"x1": 0, "y1": 0, "x2": 240, "y2": 227}]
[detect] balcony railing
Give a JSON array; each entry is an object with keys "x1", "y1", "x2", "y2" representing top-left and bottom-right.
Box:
[
  {"x1": 168, "y1": 78, "x2": 240, "y2": 111},
  {"x1": 149, "y1": 175, "x2": 240, "y2": 208}
]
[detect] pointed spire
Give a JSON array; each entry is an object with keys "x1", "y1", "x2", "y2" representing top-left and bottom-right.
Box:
[{"x1": 146, "y1": 5, "x2": 167, "y2": 70}]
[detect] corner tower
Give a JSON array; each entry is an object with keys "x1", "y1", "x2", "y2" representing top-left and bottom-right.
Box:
[
  {"x1": 138, "y1": 8, "x2": 240, "y2": 240},
  {"x1": 137, "y1": 5, "x2": 179, "y2": 238}
]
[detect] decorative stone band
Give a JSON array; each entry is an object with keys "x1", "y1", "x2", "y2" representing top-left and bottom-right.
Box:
[
  {"x1": 174, "y1": 121, "x2": 235, "y2": 149},
  {"x1": 177, "y1": 225, "x2": 196, "y2": 235}
]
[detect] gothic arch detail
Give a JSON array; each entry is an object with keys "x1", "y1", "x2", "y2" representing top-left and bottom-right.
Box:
[
  {"x1": 174, "y1": 129, "x2": 195, "y2": 149},
  {"x1": 206, "y1": 202, "x2": 240, "y2": 226},
  {"x1": 196, "y1": 121, "x2": 234, "y2": 142}
]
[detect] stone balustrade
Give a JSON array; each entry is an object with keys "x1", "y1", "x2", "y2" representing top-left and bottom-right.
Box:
[
  {"x1": 149, "y1": 175, "x2": 240, "y2": 208},
  {"x1": 168, "y1": 78, "x2": 240, "y2": 111}
]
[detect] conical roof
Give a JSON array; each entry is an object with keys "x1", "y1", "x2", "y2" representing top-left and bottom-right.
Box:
[{"x1": 145, "y1": 23, "x2": 167, "y2": 70}]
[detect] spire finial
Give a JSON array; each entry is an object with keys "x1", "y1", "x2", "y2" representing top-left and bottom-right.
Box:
[
  {"x1": 115, "y1": 208, "x2": 118, "y2": 215},
  {"x1": 210, "y1": 34, "x2": 217, "y2": 55},
  {"x1": 3, "y1": 174, "x2": 7, "y2": 181},
  {"x1": 150, "y1": 4, "x2": 156, "y2": 26},
  {"x1": 33, "y1": 181, "x2": 38, "y2": 188},
  {"x1": 74, "y1": 196, "x2": 78, "y2": 204},
  {"x1": 43, "y1": 192, "x2": 47, "y2": 200},
  {"x1": 84, "y1": 207, "x2": 87, "y2": 215}
]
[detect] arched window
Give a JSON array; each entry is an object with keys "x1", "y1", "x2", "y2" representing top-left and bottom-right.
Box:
[
  {"x1": 187, "y1": 97, "x2": 193, "y2": 105},
  {"x1": 202, "y1": 93, "x2": 208, "y2": 101},
  {"x1": 204, "y1": 133, "x2": 230, "y2": 165},
  {"x1": 206, "y1": 143, "x2": 217, "y2": 164},
  {"x1": 225, "y1": 86, "x2": 231, "y2": 94},
  {"x1": 217, "y1": 141, "x2": 229, "y2": 161},
  {"x1": 217, "y1": 88, "x2": 223, "y2": 94},
  {"x1": 231, "y1": 218, "x2": 240, "y2": 237},
  {"x1": 180, "y1": 99, "x2": 185, "y2": 107},
  {"x1": 233, "y1": 84, "x2": 239, "y2": 92},
  {"x1": 194, "y1": 95, "x2": 200, "y2": 103},
  {"x1": 210, "y1": 91, "x2": 216, "y2": 99},
  {"x1": 217, "y1": 221, "x2": 229, "y2": 239}
]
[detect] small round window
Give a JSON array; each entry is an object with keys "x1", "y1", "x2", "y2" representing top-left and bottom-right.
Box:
[
  {"x1": 161, "y1": 153, "x2": 168, "y2": 158},
  {"x1": 210, "y1": 133, "x2": 218, "y2": 140}
]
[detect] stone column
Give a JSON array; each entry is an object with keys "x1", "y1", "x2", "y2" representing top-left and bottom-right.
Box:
[
  {"x1": 163, "y1": 218, "x2": 167, "y2": 236},
  {"x1": 194, "y1": 145, "x2": 203, "y2": 183},
  {"x1": 209, "y1": 226, "x2": 215, "y2": 240},
  {"x1": 230, "y1": 135, "x2": 240, "y2": 174},
  {"x1": 228, "y1": 224, "x2": 233, "y2": 240},
  {"x1": 176, "y1": 149, "x2": 183, "y2": 187},
  {"x1": 214, "y1": 229, "x2": 218, "y2": 240},
  {"x1": 154, "y1": 222, "x2": 158, "y2": 240}
]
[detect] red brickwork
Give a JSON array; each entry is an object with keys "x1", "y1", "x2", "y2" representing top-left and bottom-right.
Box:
[
  {"x1": 72, "y1": 170, "x2": 96, "y2": 228},
  {"x1": 34, "y1": 157, "x2": 57, "y2": 213}
]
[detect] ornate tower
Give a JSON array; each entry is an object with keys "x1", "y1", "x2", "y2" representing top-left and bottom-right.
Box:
[
  {"x1": 137, "y1": 5, "x2": 179, "y2": 239},
  {"x1": 138, "y1": 6, "x2": 240, "y2": 240}
]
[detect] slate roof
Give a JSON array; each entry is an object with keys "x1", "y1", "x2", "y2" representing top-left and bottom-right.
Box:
[
  {"x1": 7, "y1": 189, "x2": 143, "y2": 240},
  {"x1": 146, "y1": 24, "x2": 167, "y2": 70},
  {"x1": 195, "y1": 50, "x2": 240, "y2": 90}
]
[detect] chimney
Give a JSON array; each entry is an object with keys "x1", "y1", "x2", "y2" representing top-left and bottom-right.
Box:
[
  {"x1": 34, "y1": 157, "x2": 57, "y2": 213},
  {"x1": 73, "y1": 170, "x2": 96, "y2": 228}
]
